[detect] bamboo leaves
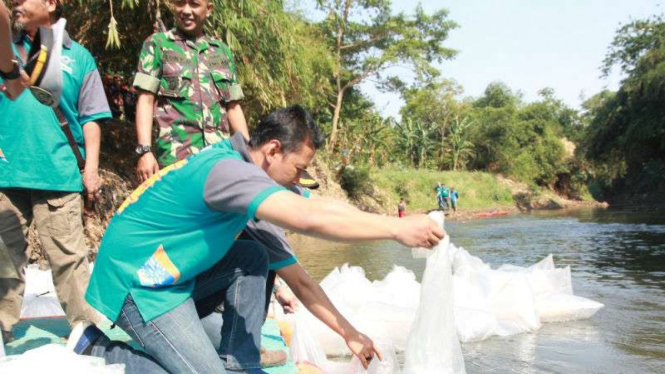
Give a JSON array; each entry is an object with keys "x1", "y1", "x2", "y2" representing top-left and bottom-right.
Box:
[{"x1": 105, "y1": 0, "x2": 120, "y2": 49}]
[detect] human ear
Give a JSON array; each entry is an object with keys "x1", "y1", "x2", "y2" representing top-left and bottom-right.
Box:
[{"x1": 266, "y1": 140, "x2": 282, "y2": 161}]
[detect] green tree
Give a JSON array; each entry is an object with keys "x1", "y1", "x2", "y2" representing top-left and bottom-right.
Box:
[
  {"x1": 473, "y1": 81, "x2": 520, "y2": 109},
  {"x1": 468, "y1": 83, "x2": 568, "y2": 187},
  {"x1": 394, "y1": 118, "x2": 437, "y2": 169},
  {"x1": 445, "y1": 115, "x2": 475, "y2": 171},
  {"x1": 316, "y1": 0, "x2": 458, "y2": 151},
  {"x1": 400, "y1": 79, "x2": 464, "y2": 169},
  {"x1": 584, "y1": 16, "x2": 665, "y2": 196}
]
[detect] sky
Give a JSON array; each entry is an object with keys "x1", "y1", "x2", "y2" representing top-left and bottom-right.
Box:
[{"x1": 349, "y1": 0, "x2": 665, "y2": 118}]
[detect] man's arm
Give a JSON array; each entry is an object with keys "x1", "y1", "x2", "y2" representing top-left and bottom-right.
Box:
[
  {"x1": 255, "y1": 191, "x2": 444, "y2": 248},
  {"x1": 226, "y1": 101, "x2": 249, "y2": 140},
  {"x1": 277, "y1": 263, "x2": 382, "y2": 369},
  {"x1": 82, "y1": 121, "x2": 102, "y2": 213},
  {"x1": 135, "y1": 91, "x2": 159, "y2": 181},
  {"x1": 0, "y1": 3, "x2": 28, "y2": 99}
]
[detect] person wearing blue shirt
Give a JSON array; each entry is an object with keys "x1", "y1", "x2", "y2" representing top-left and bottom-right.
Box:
[
  {"x1": 69, "y1": 105, "x2": 445, "y2": 374},
  {"x1": 450, "y1": 187, "x2": 459, "y2": 215},
  {"x1": 0, "y1": 0, "x2": 111, "y2": 344}
]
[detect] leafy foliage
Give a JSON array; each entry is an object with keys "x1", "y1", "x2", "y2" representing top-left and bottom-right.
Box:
[
  {"x1": 338, "y1": 166, "x2": 372, "y2": 199},
  {"x1": 583, "y1": 16, "x2": 665, "y2": 197},
  {"x1": 317, "y1": 0, "x2": 458, "y2": 150}
]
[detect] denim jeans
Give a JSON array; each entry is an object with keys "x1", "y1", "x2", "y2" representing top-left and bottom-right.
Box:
[{"x1": 90, "y1": 240, "x2": 269, "y2": 374}]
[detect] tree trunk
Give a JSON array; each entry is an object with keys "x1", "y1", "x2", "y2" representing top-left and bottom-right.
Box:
[{"x1": 328, "y1": 88, "x2": 345, "y2": 151}]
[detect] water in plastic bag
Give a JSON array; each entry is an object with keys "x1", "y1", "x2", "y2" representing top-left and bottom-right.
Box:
[{"x1": 403, "y1": 233, "x2": 466, "y2": 374}]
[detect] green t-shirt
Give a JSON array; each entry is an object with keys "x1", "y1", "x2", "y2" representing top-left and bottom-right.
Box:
[
  {"x1": 0, "y1": 32, "x2": 111, "y2": 191},
  {"x1": 439, "y1": 186, "x2": 450, "y2": 199},
  {"x1": 86, "y1": 137, "x2": 288, "y2": 322}
]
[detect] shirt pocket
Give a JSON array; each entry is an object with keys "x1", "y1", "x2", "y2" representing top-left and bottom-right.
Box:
[
  {"x1": 45, "y1": 192, "x2": 82, "y2": 238},
  {"x1": 159, "y1": 69, "x2": 192, "y2": 99},
  {"x1": 210, "y1": 69, "x2": 233, "y2": 103}
]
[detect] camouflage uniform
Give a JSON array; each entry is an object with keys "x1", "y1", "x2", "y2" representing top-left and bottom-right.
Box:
[{"x1": 133, "y1": 28, "x2": 244, "y2": 167}]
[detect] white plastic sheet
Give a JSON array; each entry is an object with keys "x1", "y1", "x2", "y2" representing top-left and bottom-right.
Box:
[{"x1": 0, "y1": 344, "x2": 125, "y2": 374}]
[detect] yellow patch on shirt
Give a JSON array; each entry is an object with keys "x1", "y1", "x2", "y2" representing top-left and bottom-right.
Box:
[{"x1": 117, "y1": 159, "x2": 188, "y2": 214}]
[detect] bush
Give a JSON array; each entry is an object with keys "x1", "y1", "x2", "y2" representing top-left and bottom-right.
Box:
[{"x1": 338, "y1": 166, "x2": 372, "y2": 199}]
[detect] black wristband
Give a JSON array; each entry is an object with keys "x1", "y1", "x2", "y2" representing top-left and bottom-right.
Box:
[{"x1": 0, "y1": 60, "x2": 21, "y2": 81}]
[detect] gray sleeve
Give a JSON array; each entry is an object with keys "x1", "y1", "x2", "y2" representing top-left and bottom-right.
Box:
[
  {"x1": 78, "y1": 69, "x2": 112, "y2": 123},
  {"x1": 204, "y1": 159, "x2": 287, "y2": 220},
  {"x1": 242, "y1": 220, "x2": 297, "y2": 270}
]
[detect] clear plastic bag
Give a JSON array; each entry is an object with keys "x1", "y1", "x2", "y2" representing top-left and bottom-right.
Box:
[{"x1": 403, "y1": 235, "x2": 466, "y2": 374}]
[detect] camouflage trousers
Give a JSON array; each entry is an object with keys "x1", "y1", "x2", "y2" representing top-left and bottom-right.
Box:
[{"x1": 0, "y1": 188, "x2": 99, "y2": 334}]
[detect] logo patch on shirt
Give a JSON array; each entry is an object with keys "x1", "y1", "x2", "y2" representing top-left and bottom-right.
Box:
[
  {"x1": 0, "y1": 148, "x2": 7, "y2": 162},
  {"x1": 61, "y1": 56, "x2": 74, "y2": 75},
  {"x1": 137, "y1": 245, "x2": 181, "y2": 288}
]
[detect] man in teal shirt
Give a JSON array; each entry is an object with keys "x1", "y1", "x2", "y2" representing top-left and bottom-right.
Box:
[
  {"x1": 71, "y1": 105, "x2": 445, "y2": 374},
  {"x1": 0, "y1": 0, "x2": 111, "y2": 344}
]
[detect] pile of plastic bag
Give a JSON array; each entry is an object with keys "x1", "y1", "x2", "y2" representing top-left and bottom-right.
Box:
[{"x1": 280, "y1": 212, "x2": 603, "y2": 374}]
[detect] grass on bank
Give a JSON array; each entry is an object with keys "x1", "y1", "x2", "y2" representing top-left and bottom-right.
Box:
[{"x1": 370, "y1": 169, "x2": 515, "y2": 214}]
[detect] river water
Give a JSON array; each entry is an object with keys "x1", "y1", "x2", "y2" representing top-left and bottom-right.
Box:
[{"x1": 288, "y1": 208, "x2": 665, "y2": 374}]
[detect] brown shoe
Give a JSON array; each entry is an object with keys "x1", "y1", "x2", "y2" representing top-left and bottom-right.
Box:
[{"x1": 260, "y1": 348, "x2": 287, "y2": 368}]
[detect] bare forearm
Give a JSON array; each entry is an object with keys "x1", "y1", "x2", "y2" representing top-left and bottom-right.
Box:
[
  {"x1": 226, "y1": 101, "x2": 249, "y2": 140},
  {"x1": 136, "y1": 92, "x2": 155, "y2": 145},
  {"x1": 82, "y1": 122, "x2": 101, "y2": 172},
  {"x1": 259, "y1": 192, "x2": 399, "y2": 242},
  {"x1": 278, "y1": 266, "x2": 356, "y2": 339}
]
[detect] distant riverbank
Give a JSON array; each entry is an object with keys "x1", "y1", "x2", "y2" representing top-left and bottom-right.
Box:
[{"x1": 351, "y1": 167, "x2": 606, "y2": 217}]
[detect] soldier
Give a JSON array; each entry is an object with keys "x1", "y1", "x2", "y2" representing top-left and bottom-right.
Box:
[{"x1": 133, "y1": 0, "x2": 249, "y2": 182}]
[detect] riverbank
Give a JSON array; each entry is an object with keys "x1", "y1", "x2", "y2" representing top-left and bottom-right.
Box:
[{"x1": 356, "y1": 167, "x2": 607, "y2": 218}]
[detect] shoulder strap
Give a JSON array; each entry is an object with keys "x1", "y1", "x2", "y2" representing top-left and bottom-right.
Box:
[{"x1": 17, "y1": 42, "x2": 86, "y2": 173}]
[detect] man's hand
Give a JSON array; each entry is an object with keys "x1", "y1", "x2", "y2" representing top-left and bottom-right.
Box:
[
  {"x1": 394, "y1": 214, "x2": 445, "y2": 248},
  {"x1": 82, "y1": 168, "x2": 102, "y2": 216},
  {"x1": 345, "y1": 330, "x2": 383, "y2": 369},
  {"x1": 275, "y1": 286, "x2": 299, "y2": 314},
  {"x1": 136, "y1": 152, "x2": 159, "y2": 182},
  {"x1": 1, "y1": 71, "x2": 29, "y2": 100}
]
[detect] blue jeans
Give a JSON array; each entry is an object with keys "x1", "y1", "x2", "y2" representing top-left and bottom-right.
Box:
[{"x1": 90, "y1": 240, "x2": 269, "y2": 374}]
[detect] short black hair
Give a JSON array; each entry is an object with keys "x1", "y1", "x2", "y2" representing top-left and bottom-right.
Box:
[
  {"x1": 54, "y1": 1, "x2": 64, "y2": 19},
  {"x1": 249, "y1": 105, "x2": 325, "y2": 153}
]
